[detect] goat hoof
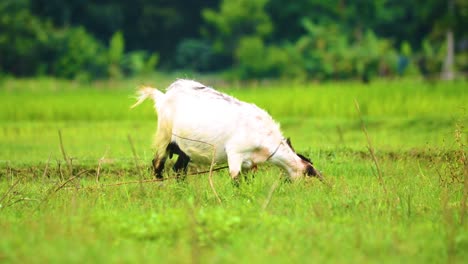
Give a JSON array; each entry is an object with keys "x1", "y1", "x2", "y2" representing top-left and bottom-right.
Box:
[
  {"x1": 232, "y1": 179, "x2": 240, "y2": 188},
  {"x1": 176, "y1": 174, "x2": 187, "y2": 182}
]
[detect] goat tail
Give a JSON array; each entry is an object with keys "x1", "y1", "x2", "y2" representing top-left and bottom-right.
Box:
[{"x1": 131, "y1": 86, "x2": 164, "y2": 108}]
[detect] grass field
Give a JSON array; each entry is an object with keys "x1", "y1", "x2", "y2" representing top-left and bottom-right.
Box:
[{"x1": 0, "y1": 76, "x2": 467, "y2": 263}]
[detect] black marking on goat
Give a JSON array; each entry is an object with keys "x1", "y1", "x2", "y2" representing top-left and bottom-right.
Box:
[
  {"x1": 305, "y1": 164, "x2": 319, "y2": 177},
  {"x1": 285, "y1": 137, "x2": 320, "y2": 178},
  {"x1": 297, "y1": 153, "x2": 312, "y2": 164},
  {"x1": 219, "y1": 93, "x2": 242, "y2": 105},
  {"x1": 196, "y1": 86, "x2": 242, "y2": 106},
  {"x1": 286, "y1": 138, "x2": 294, "y2": 151},
  {"x1": 286, "y1": 137, "x2": 314, "y2": 164}
]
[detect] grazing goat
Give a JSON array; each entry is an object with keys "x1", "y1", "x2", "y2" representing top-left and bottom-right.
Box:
[{"x1": 132, "y1": 79, "x2": 321, "y2": 181}]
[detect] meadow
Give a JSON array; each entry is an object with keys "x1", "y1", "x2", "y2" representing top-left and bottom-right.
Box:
[{"x1": 0, "y1": 76, "x2": 466, "y2": 263}]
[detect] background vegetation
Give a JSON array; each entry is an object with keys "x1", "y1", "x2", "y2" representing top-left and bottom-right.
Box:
[{"x1": 1, "y1": 0, "x2": 467, "y2": 80}]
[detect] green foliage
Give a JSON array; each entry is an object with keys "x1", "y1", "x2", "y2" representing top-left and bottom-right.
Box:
[
  {"x1": 1, "y1": 0, "x2": 467, "y2": 80},
  {"x1": 0, "y1": 0, "x2": 51, "y2": 75},
  {"x1": 234, "y1": 36, "x2": 295, "y2": 79},
  {"x1": 121, "y1": 51, "x2": 159, "y2": 76},
  {"x1": 456, "y1": 51, "x2": 468, "y2": 72},
  {"x1": 235, "y1": 37, "x2": 269, "y2": 78},
  {"x1": 0, "y1": 2, "x2": 161, "y2": 80},
  {"x1": 108, "y1": 31, "x2": 125, "y2": 78},
  {"x1": 416, "y1": 39, "x2": 445, "y2": 76},
  {"x1": 48, "y1": 27, "x2": 108, "y2": 80},
  {"x1": 397, "y1": 41, "x2": 421, "y2": 76},
  {"x1": 202, "y1": 0, "x2": 272, "y2": 56},
  {"x1": 175, "y1": 39, "x2": 218, "y2": 72},
  {"x1": 262, "y1": 21, "x2": 399, "y2": 81},
  {"x1": 232, "y1": 19, "x2": 400, "y2": 80}
]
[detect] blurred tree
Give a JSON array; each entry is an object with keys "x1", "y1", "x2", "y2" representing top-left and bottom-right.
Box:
[
  {"x1": 202, "y1": 0, "x2": 272, "y2": 61},
  {"x1": 267, "y1": 0, "x2": 398, "y2": 42},
  {"x1": 175, "y1": 39, "x2": 218, "y2": 72},
  {"x1": 291, "y1": 19, "x2": 397, "y2": 81},
  {"x1": 108, "y1": 31, "x2": 125, "y2": 78},
  {"x1": 0, "y1": 0, "x2": 51, "y2": 75},
  {"x1": 2, "y1": 0, "x2": 466, "y2": 79},
  {"x1": 121, "y1": 50, "x2": 159, "y2": 76},
  {"x1": 48, "y1": 27, "x2": 108, "y2": 80}
]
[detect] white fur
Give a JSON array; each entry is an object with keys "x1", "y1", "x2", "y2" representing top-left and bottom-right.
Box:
[{"x1": 132, "y1": 79, "x2": 312, "y2": 179}]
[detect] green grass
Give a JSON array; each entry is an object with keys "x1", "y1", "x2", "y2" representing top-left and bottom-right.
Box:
[{"x1": 0, "y1": 77, "x2": 467, "y2": 263}]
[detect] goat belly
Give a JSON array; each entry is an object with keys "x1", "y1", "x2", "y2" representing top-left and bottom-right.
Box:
[
  {"x1": 169, "y1": 100, "x2": 240, "y2": 164},
  {"x1": 172, "y1": 138, "x2": 228, "y2": 164},
  {"x1": 170, "y1": 125, "x2": 231, "y2": 164}
]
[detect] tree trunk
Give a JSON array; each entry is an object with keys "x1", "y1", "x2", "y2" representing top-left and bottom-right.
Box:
[
  {"x1": 441, "y1": 0, "x2": 455, "y2": 80},
  {"x1": 441, "y1": 30, "x2": 455, "y2": 80}
]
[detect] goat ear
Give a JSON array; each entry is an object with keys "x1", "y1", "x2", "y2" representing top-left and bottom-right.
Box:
[{"x1": 286, "y1": 137, "x2": 294, "y2": 151}]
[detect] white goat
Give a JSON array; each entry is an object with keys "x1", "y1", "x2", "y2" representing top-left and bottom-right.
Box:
[{"x1": 132, "y1": 79, "x2": 321, "y2": 181}]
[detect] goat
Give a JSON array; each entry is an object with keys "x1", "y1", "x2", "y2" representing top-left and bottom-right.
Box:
[{"x1": 132, "y1": 79, "x2": 322, "y2": 181}]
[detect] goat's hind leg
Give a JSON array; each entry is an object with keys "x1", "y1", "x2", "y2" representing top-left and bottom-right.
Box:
[
  {"x1": 151, "y1": 124, "x2": 172, "y2": 179},
  {"x1": 152, "y1": 156, "x2": 167, "y2": 179},
  {"x1": 151, "y1": 140, "x2": 170, "y2": 179}
]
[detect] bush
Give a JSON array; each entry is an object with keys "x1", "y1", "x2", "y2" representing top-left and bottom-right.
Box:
[
  {"x1": 415, "y1": 39, "x2": 445, "y2": 77},
  {"x1": 121, "y1": 50, "x2": 159, "y2": 76},
  {"x1": 290, "y1": 20, "x2": 399, "y2": 81},
  {"x1": 235, "y1": 36, "x2": 269, "y2": 78},
  {"x1": 48, "y1": 27, "x2": 108, "y2": 80},
  {"x1": 175, "y1": 39, "x2": 218, "y2": 72},
  {"x1": 234, "y1": 36, "x2": 298, "y2": 79},
  {"x1": 352, "y1": 30, "x2": 399, "y2": 80},
  {"x1": 0, "y1": 0, "x2": 50, "y2": 76},
  {"x1": 0, "y1": 2, "x2": 158, "y2": 80},
  {"x1": 108, "y1": 31, "x2": 125, "y2": 78}
]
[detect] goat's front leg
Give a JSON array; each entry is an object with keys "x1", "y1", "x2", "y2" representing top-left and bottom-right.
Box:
[
  {"x1": 173, "y1": 153, "x2": 190, "y2": 180},
  {"x1": 166, "y1": 142, "x2": 190, "y2": 180},
  {"x1": 227, "y1": 153, "x2": 243, "y2": 185}
]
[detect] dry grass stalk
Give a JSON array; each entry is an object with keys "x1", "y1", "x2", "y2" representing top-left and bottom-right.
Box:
[
  {"x1": 208, "y1": 146, "x2": 222, "y2": 204},
  {"x1": 57, "y1": 160, "x2": 65, "y2": 181},
  {"x1": 96, "y1": 148, "x2": 109, "y2": 184},
  {"x1": 42, "y1": 153, "x2": 51, "y2": 183},
  {"x1": 262, "y1": 180, "x2": 280, "y2": 210},
  {"x1": 127, "y1": 134, "x2": 145, "y2": 194},
  {"x1": 53, "y1": 170, "x2": 89, "y2": 192},
  {"x1": 58, "y1": 130, "x2": 73, "y2": 176},
  {"x1": 40, "y1": 170, "x2": 90, "y2": 206},
  {"x1": 0, "y1": 177, "x2": 21, "y2": 207},
  {"x1": 170, "y1": 134, "x2": 222, "y2": 203},
  {"x1": 354, "y1": 99, "x2": 387, "y2": 194},
  {"x1": 63, "y1": 165, "x2": 229, "y2": 189}
]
